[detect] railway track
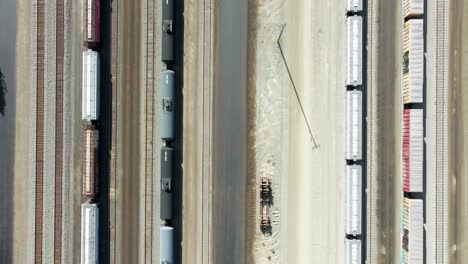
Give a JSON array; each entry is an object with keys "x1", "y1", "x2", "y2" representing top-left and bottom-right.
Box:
[
  {"x1": 34, "y1": 0, "x2": 45, "y2": 262},
  {"x1": 366, "y1": 0, "x2": 377, "y2": 262},
  {"x1": 435, "y1": 0, "x2": 448, "y2": 262},
  {"x1": 144, "y1": 0, "x2": 156, "y2": 262},
  {"x1": 54, "y1": 0, "x2": 65, "y2": 263}
]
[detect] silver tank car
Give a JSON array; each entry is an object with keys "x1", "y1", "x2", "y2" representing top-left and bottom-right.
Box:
[
  {"x1": 160, "y1": 146, "x2": 173, "y2": 220},
  {"x1": 160, "y1": 226, "x2": 174, "y2": 263},
  {"x1": 161, "y1": 70, "x2": 175, "y2": 141}
]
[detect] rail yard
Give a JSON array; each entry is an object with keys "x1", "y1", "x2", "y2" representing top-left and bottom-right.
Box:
[{"x1": 0, "y1": 0, "x2": 461, "y2": 263}]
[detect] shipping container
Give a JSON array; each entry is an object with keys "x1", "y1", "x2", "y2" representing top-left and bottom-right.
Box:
[
  {"x1": 403, "y1": 20, "x2": 424, "y2": 104},
  {"x1": 345, "y1": 91, "x2": 362, "y2": 161},
  {"x1": 83, "y1": 126, "x2": 99, "y2": 199},
  {"x1": 162, "y1": 0, "x2": 174, "y2": 63},
  {"x1": 161, "y1": 146, "x2": 173, "y2": 220},
  {"x1": 346, "y1": 165, "x2": 362, "y2": 236},
  {"x1": 403, "y1": 0, "x2": 424, "y2": 19},
  {"x1": 81, "y1": 203, "x2": 99, "y2": 264},
  {"x1": 82, "y1": 50, "x2": 100, "y2": 121},
  {"x1": 346, "y1": 239, "x2": 361, "y2": 264},
  {"x1": 161, "y1": 70, "x2": 175, "y2": 141},
  {"x1": 160, "y1": 226, "x2": 174, "y2": 264},
  {"x1": 401, "y1": 198, "x2": 423, "y2": 264},
  {"x1": 403, "y1": 109, "x2": 423, "y2": 193},
  {"x1": 346, "y1": 0, "x2": 363, "y2": 13},
  {"x1": 83, "y1": 0, "x2": 100, "y2": 46},
  {"x1": 346, "y1": 16, "x2": 363, "y2": 86}
]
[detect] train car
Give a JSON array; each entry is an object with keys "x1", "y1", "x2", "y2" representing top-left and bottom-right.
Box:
[
  {"x1": 403, "y1": 109, "x2": 423, "y2": 193},
  {"x1": 162, "y1": 0, "x2": 174, "y2": 63},
  {"x1": 345, "y1": 239, "x2": 361, "y2": 264},
  {"x1": 346, "y1": 165, "x2": 362, "y2": 236},
  {"x1": 161, "y1": 146, "x2": 173, "y2": 220},
  {"x1": 346, "y1": 16, "x2": 363, "y2": 87},
  {"x1": 346, "y1": 0, "x2": 363, "y2": 13},
  {"x1": 403, "y1": 0, "x2": 424, "y2": 19},
  {"x1": 345, "y1": 90, "x2": 362, "y2": 161},
  {"x1": 403, "y1": 19, "x2": 424, "y2": 104},
  {"x1": 83, "y1": 0, "x2": 100, "y2": 46},
  {"x1": 81, "y1": 203, "x2": 99, "y2": 264},
  {"x1": 160, "y1": 226, "x2": 174, "y2": 264},
  {"x1": 82, "y1": 50, "x2": 100, "y2": 121},
  {"x1": 161, "y1": 70, "x2": 175, "y2": 141},
  {"x1": 83, "y1": 126, "x2": 99, "y2": 199},
  {"x1": 401, "y1": 197, "x2": 423, "y2": 263}
]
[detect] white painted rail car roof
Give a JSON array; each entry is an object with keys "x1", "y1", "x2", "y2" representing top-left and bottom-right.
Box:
[
  {"x1": 82, "y1": 50, "x2": 100, "y2": 121},
  {"x1": 346, "y1": 16, "x2": 363, "y2": 86},
  {"x1": 346, "y1": 239, "x2": 362, "y2": 264},
  {"x1": 402, "y1": 198, "x2": 423, "y2": 263},
  {"x1": 81, "y1": 203, "x2": 99, "y2": 264},
  {"x1": 346, "y1": 91, "x2": 362, "y2": 160},
  {"x1": 346, "y1": 0, "x2": 363, "y2": 13},
  {"x1": 346, "y1": 165, "x2": 362, "y2": 236},
  {"x1": 403, "y1": 20, "x2": 424, "y2": 104},
  {"x1": 403, "y1": 0, "x2": 424, "y2": 19}
]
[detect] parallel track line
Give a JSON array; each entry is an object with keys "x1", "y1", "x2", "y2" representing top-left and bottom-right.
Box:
[{"x1": 35, "y1": 0, "x2": 46, "y2": 262}]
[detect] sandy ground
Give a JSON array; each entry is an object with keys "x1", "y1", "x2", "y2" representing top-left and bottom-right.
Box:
[
  {"x1": 279, "y1": 0, "x2": 346, "y2": 262},
  {"x1": 11, "y1": 0, "x2": 30, "y2": 263},
  {"x1": 449, "y1": 0, "x2": 468, "y2": 262},
  {"x1": 182, "y1": 0, "x2": 215, "y2": 263}
]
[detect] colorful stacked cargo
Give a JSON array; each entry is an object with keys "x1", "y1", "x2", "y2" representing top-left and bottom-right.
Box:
[
  {"x1": 346, "y1": 165, "x2": 362, "y2": 236},
  {"x1": 403, "y1": 19, "x2": 424, "y2": 104},
  {"x1": 403, "y1": 109, "x2": 423, "y2": 192},
  {"x1": 401, "y1": 198, "x2": 423, "y2": 263},
  {"x1": 83, "y1": 126, "x2": 99, "y2": 199}
]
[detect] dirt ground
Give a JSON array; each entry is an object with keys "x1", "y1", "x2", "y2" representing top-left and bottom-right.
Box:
[{"x1": 12, "y1": 0, "x2": 31, "y2": 263}]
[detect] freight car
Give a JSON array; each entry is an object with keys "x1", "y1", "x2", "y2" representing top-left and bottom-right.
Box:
[
  {"x1": 83, "y1": 126, "x2": 99, "y2": 199},
  {"x1": 401, "y1": 198, "x2": 423, "y2": 263},
  {"x1": 81, "y1": 203, "x2": 99, "y2": 264},
  {"x1": 403, "y1": 109, "x2": 423, "y2": 193},
  {"x1": 162, "y1": 0, "x2": 174, "y2": 63},
  {"x1": 161, "y1": 70, "x2": 175, "y2": 141},
  {"x1": 346, "y1": 16, "x2": 363, "y2": 87},
  {"x1": 345, "y1": 238, "x2": 361, "y2": 264},
  {"x1": 83, "y1": 0, "x2": 100, "y2": 46},
  {"x1": 403, "y1": 19, "x2": 424, "y2": 104},
  {"x1": 160, "y1": 226, "x2": 174, "y2": 264},
  {"x1": 345, "y1": 90, "x2": 362, "y2": 161},
  {"x1": 161, "y1": 146, "x2": 173, "y2": 220},
  {"x1": 346, "y1": 0, "x2": 363, "y2": 14},
  {"x1": 82, "y1": 50, "x2": 100, "y2": 121},
  {"x1": 346, "y1": 165, "x2": 362, "y2": 236},
  {"x1": 403, "y1": 0, "x2": 424, "y2": 19}
]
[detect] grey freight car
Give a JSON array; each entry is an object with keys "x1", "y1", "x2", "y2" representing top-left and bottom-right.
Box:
[
  {"x1": 161, "y1": 146, "x2": 173, "y2": 220},
  {"x1": 346, "y1": 16, "x2": 363, "y2": 86},
  {"x1": 161, "y1": 70, "x2": 175, "y2": 141},
  {"x1": 81, "y1": 203, "x2": 99, "y2": 264},
  {"x1": 345, "y1": 90, "x2": 362, "y2": 161},
  {"x1": 346, "y1": 165, "x2": 362, "y2": 236},
  {"x1": 162, "y1": 0, "x2": 174, "y2": 63},
  {"x1": 160, "y1": 226, "x2": 174, "y2": 263},
  {"x1": 346, "y1": 0, "x2": 363, "y2": 13},
  {"x1": 346, "y1": 239, "x2": 361, "y2": 264}
]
